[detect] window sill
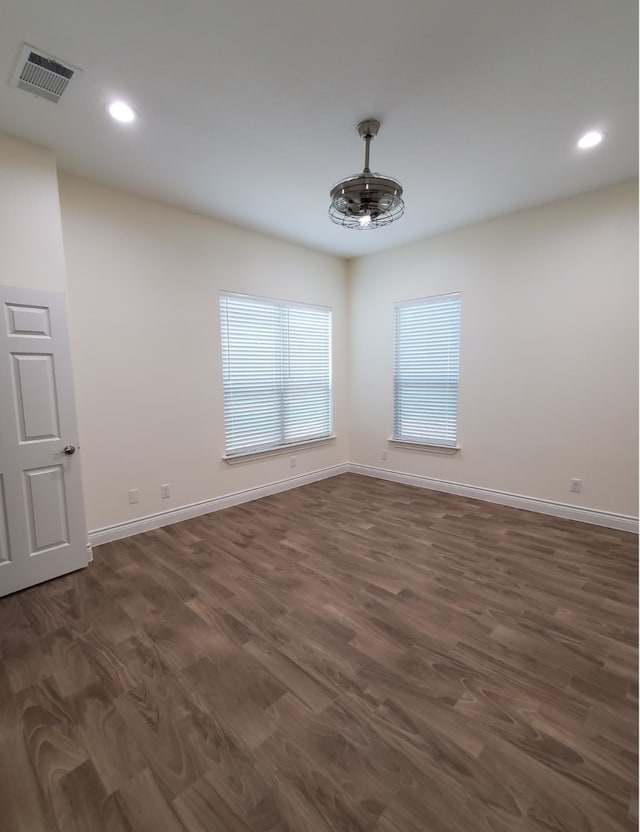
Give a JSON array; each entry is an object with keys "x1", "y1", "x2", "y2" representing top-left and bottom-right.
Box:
[
  {"x1": 388, "y1": 438, "x2": 460, "y2": 455},
  {"x1": 223, "y1": 435, "x2": 337, "y2": 464}
]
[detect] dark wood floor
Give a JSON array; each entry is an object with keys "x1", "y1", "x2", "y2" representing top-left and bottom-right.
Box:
[{"x1": 0, "y1": 473, "x2": 637, "y2": 831}]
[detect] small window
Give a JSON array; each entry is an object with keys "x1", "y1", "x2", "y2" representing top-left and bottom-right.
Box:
[
  {"x1": 220, "y1": 293, "x2": 332, "y2": 457},
  {"x1": 393, "y1": 293, "x2": 461, "y2": 448}
]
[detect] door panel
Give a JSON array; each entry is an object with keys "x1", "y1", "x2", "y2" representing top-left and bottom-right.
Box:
[
  {"x1": 12, "y1": 353, "x2": 61, "y2": 441},
  {"x1": 6, "y1": 304, "x2": 51, "y2": 337},
  {"x1": 0, "y1": 286, "x2": 88, "y2": 596},
  {"x1": 24, "y1": 466, "x2": 69, "y2": 553},
  {"x1": 0, "y1": 475, "x2": 9, "y2": 563}
]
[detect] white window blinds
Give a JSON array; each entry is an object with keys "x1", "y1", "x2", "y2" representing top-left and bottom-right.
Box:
[
  {"x1": 394, "y1": 293, "x2": 461, "y2": 448},
  {"x1": 220, "y1": 293, "x2": 332, "y2": 457}
]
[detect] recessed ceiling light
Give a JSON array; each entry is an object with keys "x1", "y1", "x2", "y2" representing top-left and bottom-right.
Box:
[
  {"x1": 108, "y1": 101, "x2": 136, "y2": 123},
  {"x1": 577, "y1": 130, "x2": 604, "y2": 149}
]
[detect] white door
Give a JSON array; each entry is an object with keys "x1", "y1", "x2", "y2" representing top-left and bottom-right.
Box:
[{"x1": 0, "y1": 285, "x2": 88, "y2": 597}]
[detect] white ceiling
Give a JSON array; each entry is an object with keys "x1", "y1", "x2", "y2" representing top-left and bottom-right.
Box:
[{"x1": 0, "y1": 0, "x2": 637, "y2": 258}]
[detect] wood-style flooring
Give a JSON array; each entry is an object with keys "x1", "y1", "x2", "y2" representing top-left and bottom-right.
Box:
[{"x1": 0, "y1": 473, "x2": 637, "y2": 831}]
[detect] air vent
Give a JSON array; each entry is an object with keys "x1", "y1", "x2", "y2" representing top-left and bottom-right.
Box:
[{"x1": 11, "y1": 44, "x2": 79, "y2": 103}]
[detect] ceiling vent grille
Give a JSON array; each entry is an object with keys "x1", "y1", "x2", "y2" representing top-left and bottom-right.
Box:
[{"x1": 11, "y1": 45, "x2": 78, "y2": 103}]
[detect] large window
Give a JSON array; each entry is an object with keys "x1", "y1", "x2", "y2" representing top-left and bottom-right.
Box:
[
  {"x1": 393, "y1": 293, "x2": 461, "y2": 448},
  {"x1": 220, "y1": 293, "x2": 332, "y2": 457}
]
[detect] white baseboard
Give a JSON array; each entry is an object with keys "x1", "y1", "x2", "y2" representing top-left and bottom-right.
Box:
[
  {"x1": 88, "y1": 463, "x2": 350, "y2": 546},
  {"x1": 88, "y1": 460, "x2": 637, "y2": 547},
  {"x1": 348, "y1": 464, "x2": 639, "y2": 534}
]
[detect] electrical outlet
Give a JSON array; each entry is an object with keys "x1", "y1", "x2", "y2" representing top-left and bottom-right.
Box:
[
  {"x1": 160, "y1": 483, "x2": 170, "y2": 499},
  {"x1": 128, "y1": 488, "x2": 139, "y2": 505},
  {"x1": 569, "y1": 478, "x2": 582, "y2": 494},
  {"x1": 381, "y1": 450, "x2": 388, "y2": 461},
  {"x1": 290, "y1": 457, "x2": 296, "y2": 469}
]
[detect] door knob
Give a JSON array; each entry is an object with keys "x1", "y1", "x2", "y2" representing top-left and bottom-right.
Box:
[{"x1": 62, "y1": 445, "x2": 76, "y2": 455}]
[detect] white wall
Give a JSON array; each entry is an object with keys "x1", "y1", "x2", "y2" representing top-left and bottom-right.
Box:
[
  {"x1": 58, "y1": 174, "x2": 349, "y2": 531},
  {"x1": 2, "y1": 130, "x2": 636, "y2": 530},
  {"x1": 349, "y1": 180, "x2": 638, "y2": 517},
  {"x1": 0, "y1": 133, "x2": 67, "y2": 292}
]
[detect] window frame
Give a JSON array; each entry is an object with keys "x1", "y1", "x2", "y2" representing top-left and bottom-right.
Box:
[
  {"x1": 392, "y1": 291, "x2": 461, "y2": 451},
  {"x1": 219, "y1": 291, "x2": 333, "y2": 460}
]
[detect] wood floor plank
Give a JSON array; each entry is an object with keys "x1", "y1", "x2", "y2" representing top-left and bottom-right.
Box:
[
  {"x1": 0, "y1": 596, "x2": 50, "y2": 694},
  {"x1": 16, "y1": 677, "x2": 89, "y2": 807},
  {"x1": 173, "y1": 773, "x2": 254, "y2": 832},
  {"x1": 112, "y1": 767, "x2": 186, "y2": 832},
  {"x1": 182, "y1": 649, "x2": 284, "y2": 750},
  {"x1": 243, "y1": 637, "x2": 335, "y2": 714},
  {"x1": 71, "y1": 681, "x2": 147, "y2": 794},
  {"x1": 266, "y1": 692, "x2": 397, "y2": 827},
  {"x1": 254, "y1": 729, "x2": 370, "y2": 832},
  {"x1": 53, "y1": 759, "x2": 127, "y2": 832},
  {"x1": 42, "y1": 627, "x2": 100, "y2": 698},
  {"x1": 77, "y1": 628, "x2": 140, "y2": 697},
  {"x1": 479, "y1": 737, "x2": 635, "y2": 832},
  {"x1": 0, "y1": 473, "x2": 635, "y2": 831},
  {"x1": 114, "y1": 679, "x2": 206, "y2": 801},
  {"x1": 0, "y1": 727, "x2": 56, "y2": 832}
]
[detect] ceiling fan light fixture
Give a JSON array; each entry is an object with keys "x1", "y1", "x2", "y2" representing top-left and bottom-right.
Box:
[{"x1": 329, "y1": 119, "x2": 405, "y2": 230}]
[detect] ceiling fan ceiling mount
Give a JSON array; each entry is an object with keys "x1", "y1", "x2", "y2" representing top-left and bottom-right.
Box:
[{"x1": 357, "y1": 119, "x2": 380, "y2": 141}]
